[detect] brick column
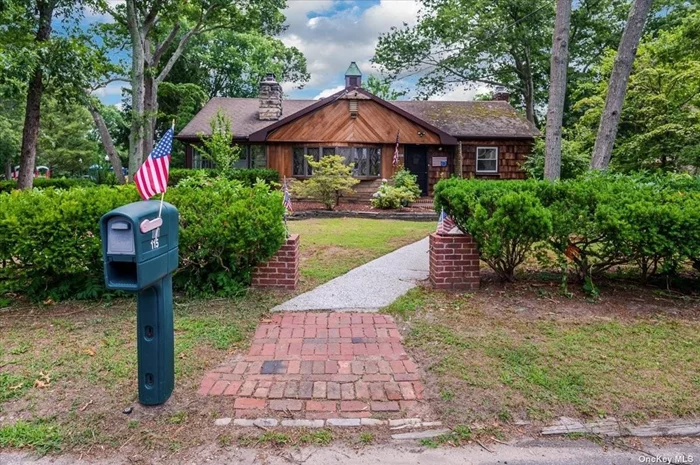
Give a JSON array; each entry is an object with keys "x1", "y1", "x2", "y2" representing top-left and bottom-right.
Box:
[
  {"x1": 252, "y1": 234, "x2": 299, "y2": 290},
  {"x1": 429, "y1": 233, "x2": 480, "y2": 290}
]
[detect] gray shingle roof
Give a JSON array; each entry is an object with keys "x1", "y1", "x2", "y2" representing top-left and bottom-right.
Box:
[{"x1": 177, "y1": 96, "x2": 540, "y2": 140}]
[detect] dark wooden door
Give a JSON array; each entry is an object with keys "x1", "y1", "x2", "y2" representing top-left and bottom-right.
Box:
[{"x1": 404, "y1": 145, "x2": 428, "y2": 195}]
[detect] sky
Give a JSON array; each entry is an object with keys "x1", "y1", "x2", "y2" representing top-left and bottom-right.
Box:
[{"x1": 92, "y1": 0, "x2": 488, "y2": 105}]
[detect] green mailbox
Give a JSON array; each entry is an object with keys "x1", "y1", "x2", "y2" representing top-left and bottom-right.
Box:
[{"x1": 100, "y1": 201, "x2": 179, "y2": 405}]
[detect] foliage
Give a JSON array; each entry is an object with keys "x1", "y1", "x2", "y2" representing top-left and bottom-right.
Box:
[
  {"x1": 434, "y1": 174, "x2": 700, "y2": 284},
  {"x1": 364, "y1": 75, "x2": 406, "y2": 100},
  {"x1": 168, "y1": 178, "x2": 286, "y2": 296},
  {"x1": 197, "y1": 111, "x2": 241, "y2": 174},
  {"x1": 168, "y1": 168, "x2": 279, "y2": 187},
  {"x1": 434, "y1": 178, "x2": 552, "y2": 281},
  {"x1": 370, "y1": 170, "x2": 421, "y2": 209},
  {"x1": 523, "y1": 139, "x2": 590, "y2": 180},
  {"x1": 0, "y1": 179, "x2": 286, "y2": 300},
  {"x1": 291, "y1": 155, "x2": 359, "y2": 210},
  {"x1": 0, "y1": 177, "x2": 96, "y2": 193},
  {"x1": 166, "y1": 30, "x2": 309, "y2": 99}
]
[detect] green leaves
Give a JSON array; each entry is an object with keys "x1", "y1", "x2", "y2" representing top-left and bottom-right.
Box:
[{"x1": 292, "y1": 155, "x2": 360, "y2": 211}]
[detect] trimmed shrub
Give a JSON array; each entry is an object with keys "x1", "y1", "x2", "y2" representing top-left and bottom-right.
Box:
[
  {"x1": 168, "y1": 168, "x2": 279, "y2": 187},
  {"x1": 434, "y1": 173, "x2": 700, "y2": 284},
  {"x1": 0, "y1": 178, "x2": 96, "y2": 193},
  {"x1": 392, "y1": 169, "x2": 422, "y2": 199},
  {"x1": 371, "y1": 169, "x2": 422, "y2": 209},
  {"x1": 0, "y1": 179, "x2": 285, "y2": 300}
]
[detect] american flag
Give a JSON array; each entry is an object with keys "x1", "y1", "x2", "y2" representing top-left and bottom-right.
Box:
[
  {"x1": 134, "y1": 127, "x2": 173, "y2": 200},
  {"x1": 392, "y1": 130, "x2": 400, "y2": 166},
  {"x1": 283, "y1": 178, "x2": 293, "y2": 213},
  {"x1": 437, "y1": 208, "x2": 456, "y2": 235}
]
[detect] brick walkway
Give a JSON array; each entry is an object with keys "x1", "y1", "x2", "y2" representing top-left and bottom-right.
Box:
[{"x1": 198, "y1": 312, "x2": 429, "y2": 420}]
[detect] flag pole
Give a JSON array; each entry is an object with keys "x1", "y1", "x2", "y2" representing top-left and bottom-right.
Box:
[{"x1": 157, "y1": 120, "x2": 175, "y2": 219}]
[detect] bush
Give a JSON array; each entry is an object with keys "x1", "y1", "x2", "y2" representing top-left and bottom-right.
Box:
[
  {"x1": 167, "y1": 168, "x2": 279, "y2": 187},
  {"x1": 371, "y1": 180, "x2": 417, "y2": 209},
  {"x1": 0, "y1": 178, "x2": 96, "y2": 193},
  {"x1": 434, "y1": 178, "x2": 552, "y2": 281},
  {"x1": 392, "y1": 169, "x2": 422, "y2": 199},
  {"x1": 0, "y1": 179, "x2": 286, "y2": 300},
  {"x1": 434, "y1": 173, "x2": 700, "y2": 284},
  {"x1": 291, "y1": 155, "x2": 359, "y2": 210}
]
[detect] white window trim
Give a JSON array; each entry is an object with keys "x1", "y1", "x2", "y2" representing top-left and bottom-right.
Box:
[{"x1": 476, "y1": 146, "x2": 499, "y2": 174}]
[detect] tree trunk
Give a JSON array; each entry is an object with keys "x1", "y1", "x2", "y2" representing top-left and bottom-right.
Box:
[
  {"x1": 17, "y1": 1, "x2": 53, "y2": 190},
  {"x1": 4, "y1": 159, "x2": 11, "y2": 180},
  {"x1": 126, "y1": 0, "x2": 145, "y2": 179},
  {"x1": 88, "y1": 104, "x2": 126, "y2": 185},
  {"x1": 590, "y1": 0, "x2": 654, "y2": 170},
  {"x1": 455, "y1": 142, "x2": 463, "y2": 178},
  {"x1": 544, "y1": 0, "x2": 572, "y2": 181},
  {"x1": 142, "y1": 72, "x2": 157, "y2": 156},
  {"x1": 523, "y1": 49, "x2": 536, "y2": 125}
]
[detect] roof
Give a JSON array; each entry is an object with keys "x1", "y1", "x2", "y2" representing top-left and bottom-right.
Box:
[
  {"x1": 345, "y1": 62, "x2": 362, "y2": 77},
  {"x1": 176, "y1": 92, "x2": 540, "y2": 142}
]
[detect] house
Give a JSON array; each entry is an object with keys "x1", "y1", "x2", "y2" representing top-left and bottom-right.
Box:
[{"x1": 176, "y1": 63, "x2": 540, "y2": 198}]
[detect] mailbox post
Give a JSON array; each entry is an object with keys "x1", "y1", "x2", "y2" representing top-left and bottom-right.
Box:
[{"x1": 100, "y1": 201, "x2": 179, "y2": 405}]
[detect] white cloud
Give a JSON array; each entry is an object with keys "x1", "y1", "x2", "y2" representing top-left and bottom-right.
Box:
[
  {"x1": 281, "y1": 0, "x2": 421, "y2": 97},
  {"x1": 92, "y1": 81, "x2": 127, "y2": 98},
  {"x1": 313, "y1": 85, "x2": 345, "y2": 99},
  {"x1": 428, "y1": 84, "x2": 492, "y2": 101}
]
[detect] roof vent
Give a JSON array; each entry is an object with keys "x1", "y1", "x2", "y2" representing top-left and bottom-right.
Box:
[
  {"x1": 345, "y1": 62, "x2": 362, "y2": 88},
  {"x1": 349, "y1": 99, "x2": 358, "y2": 118}
]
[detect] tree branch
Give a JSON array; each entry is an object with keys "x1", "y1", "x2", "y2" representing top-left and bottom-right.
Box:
[{"x1": 152, "y1": 25, "x2": 181, "y2": 67}]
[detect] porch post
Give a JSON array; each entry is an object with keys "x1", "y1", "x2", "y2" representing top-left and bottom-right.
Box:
[{"x1": 455, "y1": 141, "x2": 463, "y2": 178}]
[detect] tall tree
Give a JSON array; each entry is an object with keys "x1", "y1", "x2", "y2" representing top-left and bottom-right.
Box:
[
  {"x1": 97, "y1": 0, "x2": 289, "y2": 177},
  {"x1": 373, "y1": 0, "x2": 553, "y2": 124},
  {"x1": 590, "y1": 0, "x2": 655, "y2": 170},
  {"x1": 544, "y1": 0, "x2": 572, "y2": 180},
  {"x1": 16, "y1": 0, "x2": 54, "y2": 189},
  {"x1": 364, "y1": 75, "x2": 407, "y2": 100}
]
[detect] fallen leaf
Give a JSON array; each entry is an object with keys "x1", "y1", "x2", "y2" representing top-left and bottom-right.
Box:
[
  {"x1": 33, "y1": 379, "x2": 49, "y2": 389},
  {"x1": 83, "y1": 348, "x2": 96, "y2": 357},
  {"x1": 9, "y1": 383, "x2": 23, "y2": 390},
  {"x1": 43, "y1": 298, "x2": 55, "y2": 306},
  {"x1": 178, "y1": 352, "x2": 187, "y2": 359}
]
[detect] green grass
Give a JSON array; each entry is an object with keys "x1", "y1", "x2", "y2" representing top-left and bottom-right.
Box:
[
  {"x1": 384, "y1": 287, "x2": 427, "y2": 318},
  {"x1": 397, "y1": 288, "x2": 700, "y2": 424},
  {"x1": 0, "y1": 420, "x2": 63, "y2": 454},
  {"x1": 298, "y1": 429, "x2": 333, "y2": 445},
  {"x1": 289, "y1": 218, "x2": 434, "y2": 288},
  {"x1": 358, "y1": 432, "x2": 374, "y2": 445}
]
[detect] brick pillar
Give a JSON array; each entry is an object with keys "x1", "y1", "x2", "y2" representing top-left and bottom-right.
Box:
[
  {"x1": 429, "y1": 233, "x2": 480, "y2": 290},
  {"x1": 252, "y1": 234, "x2": 299, "y2": 290}
]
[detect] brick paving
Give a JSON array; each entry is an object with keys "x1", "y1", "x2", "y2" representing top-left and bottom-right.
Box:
[{"x1": 198, "y1": 312, "x2": 429, "y2": 419}]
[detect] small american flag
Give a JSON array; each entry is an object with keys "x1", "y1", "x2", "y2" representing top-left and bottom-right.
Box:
[
  {"x1": 392, "y1": 130, "x2": 400, "y2": 166},
  {"x1": 134, "y1": 127, "x2": 173, "y2": 200},
  {"x1": 283, "y1": 178, "x2": 293, "y2": 213},
  {"x1": 437, "y1": 208, "x2": 456, "y2": 235}
]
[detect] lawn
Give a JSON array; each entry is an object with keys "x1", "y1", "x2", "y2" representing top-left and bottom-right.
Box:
[
  {"x1": 0, "y1": 218, "x2": 432, "y2": 456},
  {"x1": 289, "y1": 217, "x2": 434, "y2": 290},
  {"x1": 385, "y1": 281, "x2": 700, "y2": 427}
]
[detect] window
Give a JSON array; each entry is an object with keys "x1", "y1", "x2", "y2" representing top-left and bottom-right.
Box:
[
  {"x1": 293, "y1": 147, "x2": 319, "y2": 176},
  {"x1": 293, "y1": 146, "x2": 382, "y2": 177},
  {"x1": 249, "y1": 145, "x2": 267, "y2": 168},
  {"x1": 193, "y1": 144, "x2": 266, "y2": 169},
  {"x1": 476, "y1": 147, "x2": 498, "y2": 173}
]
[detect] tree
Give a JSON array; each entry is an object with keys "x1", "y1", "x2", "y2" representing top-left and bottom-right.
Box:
[
  {"x1": 96, "y1": 0, "x2": 290, "y2": 177},
  {"x1": 364, "y1": 75, "x2": 406, "y2": 100},
  {"x1": 373, "y1": 0, "x2": 553, "y2": 124},
  {"x1": 590, "y1": 0, "x2": 655, "y2": 170},
  {"x1": 197, "y1": 110, "x2": 241, "y2": 174},
  {"x1": 544, "y1": 0, "x2": 572, "y2": 180},
  {"x1": 291, "y1": 155, "x2": 359, "y2": 210},
  {"x1": 165, "y1": 30, "x2": 309, "y2": 99}
]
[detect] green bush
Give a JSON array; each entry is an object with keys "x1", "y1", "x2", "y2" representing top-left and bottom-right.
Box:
[
  {"x1": 392, "y1": 169, "x2": 422, "y2": 199},
  {"x1": 434, "y1": 173, "x2": 700, "y2": 284},
  {"x1": 292, "y1": 155, "x2": 359, "y2": 210},
  {"x1": 168, "y1": 168, "x2": 279, "y2": 187},
  {"x1": 0, "y1": 179, "x2": 286, "y2": 300},
  {"x1": 0, "y1": 178, "x2": 96, "y2": 193},
  {"x1": 371, "y1": 180, "x2": 417, "y2": 209}
]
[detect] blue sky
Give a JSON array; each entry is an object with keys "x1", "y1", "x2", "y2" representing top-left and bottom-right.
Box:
[{"x1": 90, "y1": 0, "x2": 484, "y2": 105}]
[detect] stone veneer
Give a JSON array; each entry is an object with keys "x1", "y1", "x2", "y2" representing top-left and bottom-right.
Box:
[
  {"x1": 251, "y1": 234, "x2": 299, "y2": 290},
  {"x1": 429, "y1": 232, "x2": 480, "y2": 290}
]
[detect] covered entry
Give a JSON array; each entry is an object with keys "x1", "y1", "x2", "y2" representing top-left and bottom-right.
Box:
[{"x1": 404, "y1": 145, "x2": 429, "y2": 196}]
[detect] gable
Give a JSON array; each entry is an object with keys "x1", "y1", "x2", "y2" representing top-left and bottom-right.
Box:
[{"x1": 266, "y1": 99, "x2": 441, "y2": 145}]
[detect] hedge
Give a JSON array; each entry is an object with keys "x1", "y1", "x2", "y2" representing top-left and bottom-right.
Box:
[
  {"x1": 168, "y1": 168, "x2": 279, "y2": 187},
  {"x1": 0, "y1": 178, "x2": 96, "y2": 193},
  {"x1": 434, "y1": 173, "x2": 700, "y2": 284},
  {"x1": 0, "y1": 179, "x2": 285, "y2": 300}
]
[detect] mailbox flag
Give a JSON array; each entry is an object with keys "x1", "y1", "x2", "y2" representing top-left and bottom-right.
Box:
[{"x1": 134, "y1": 128, "x2": 173, "y2": 200}]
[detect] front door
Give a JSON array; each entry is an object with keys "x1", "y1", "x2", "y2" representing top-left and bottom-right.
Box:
[{"x1": 404, "y1": 145, "x2": 428, "y2": 196}]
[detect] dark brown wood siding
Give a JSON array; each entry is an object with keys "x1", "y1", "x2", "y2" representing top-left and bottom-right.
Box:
[{"x1": 460, "y1": 139, "x2": 532, "y2": 179}]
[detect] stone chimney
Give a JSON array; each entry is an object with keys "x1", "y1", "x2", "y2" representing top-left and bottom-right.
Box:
[
  {"x1": 493, "y1": 85, "x2": 510, "y2": 102},
  {"x1": 258, "y1": 73, "x2": 282, "y2": 121}
]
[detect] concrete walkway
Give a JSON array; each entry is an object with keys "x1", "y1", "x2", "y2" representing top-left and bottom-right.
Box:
[{"x1": 273, "y1": 237, "x2": 429, "y2": 312}]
